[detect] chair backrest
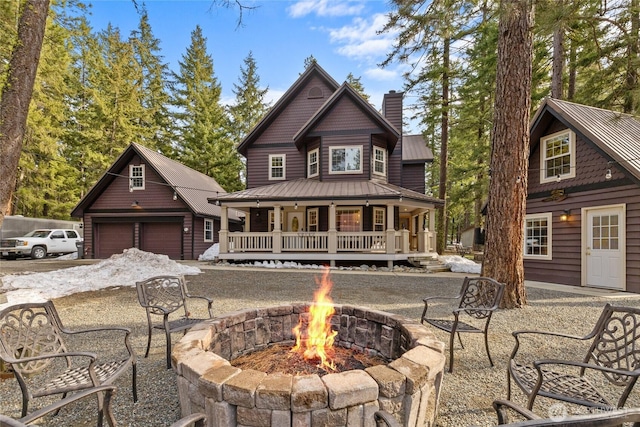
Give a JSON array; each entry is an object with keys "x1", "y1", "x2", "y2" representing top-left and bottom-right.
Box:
[
  {"x1": 0, "y1": 301, "x2": 67, "y2": 375},
  {"x1": 136, "y1": 275, "x2": 188, "y2": 316},
  {"x1": 584, "y1": 303, "x2": 640, "y2": 386},
  {"x1": 458, "y1": 277, "x2": 505, "y2": 319}
]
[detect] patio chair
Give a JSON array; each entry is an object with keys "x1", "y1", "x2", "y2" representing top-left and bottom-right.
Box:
[
  {"x1": 507, "y1": 303, "x2": 640, "y2": 412},
  {"x1": 136, "y1": 275, "x2": 214, "y2": 369},
  {"x1": 493, "y1": 399, "x2": 640, "y2": 426},
  {"x1": 374, "y1": 410, "x2": 401, "y2": 427},
  {"x1": 421, "y1": 276, "x2": 505, "y2": 372},
  {"x1": 0, "y1": 385, "x2": 117, "y2": 427},
  {"x1": 0, "y1": 301, "x2": 137, "y2": 419},
  {"x1": 169, "y1": 413, "x2": 206, "y2": 427}
]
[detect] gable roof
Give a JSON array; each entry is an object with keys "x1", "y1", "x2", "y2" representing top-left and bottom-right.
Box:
[
  {"x1": 72, "y1": 143, "x2": 242, "y2": 220},
  {"x1": 292, "y1": 82, "x2": 400, "y2": 151},
  {"x1": 531, "y1": 98, "x2": 640, "y2": 182},
  {"x1": 402, "y1": 135, "x2": 434, "y2": 163},
  {"x1": 237, "y1": 63, "x2": 340, "y2": 156}
]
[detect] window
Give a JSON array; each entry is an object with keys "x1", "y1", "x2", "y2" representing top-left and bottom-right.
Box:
[
  {"x1": 330, "y1": 146, "x2": 362, "y2": 174},
  {"x1": 204, "y1": 219, "x2": 213, "y2": 242},
  {"x1": 308, "y1": 149, "x2": 319, "y2": 178},
  {"x1": 592, "y1": 214, "x2": 619, "y2": 250},
  {"x1": 129, "y1": 165, "x2": 145, "y2": 190},
  {"x1": 373, "y1": 147, "x2": 386, "y2": 176},
  {"x1": 540, "y1": 130, "x2": 575, "y2": 183},
  {"x1": 524, "y1": 213, "x2": 552, "y2": 259},
  {"x1": 269, "y1": 210, "x2": 283, "y2": 231},
  {"x1": 307, "y1": 208, "x2": 318, "y2": 232},
  {"x1": 373, "y1": 208, "x2": 385, "y2": 232},
  {"x1": 269, "y1": 155, "x2": 285, "y2": 180},
  {"x1": 336, "y1": 208, "x2": 361, "y2": 232}
]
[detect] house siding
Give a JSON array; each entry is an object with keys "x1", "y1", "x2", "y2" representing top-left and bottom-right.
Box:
[
  {"x1": 246, "y1": 145, "x2": 305, "y2": 188},
  {"x1": 402, "y1": 163, "x2": 426, "y2": 194},
  {"x1": 314, "y1": 97, "x2": 380, "y2": 133}
]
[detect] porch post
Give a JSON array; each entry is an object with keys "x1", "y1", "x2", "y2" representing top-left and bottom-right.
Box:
[
  {"x1": 418, "y1": 212, "x2": 427, "y2": 253},
  {"x1": 328, "y1": 203, "x2": 337, "y2": 254},
  {"x1": 273, "y1": 205, "x2": 282, "y2": 253},
  {"x1": 386, "y1": 204, "x2": 396, "y2": 254},
  {"x1": 219, "y1": 206, "x2": 228, "y2": 253},
  {"x1": 429, "y1": 209, "x2": 437, "y2": 252}
]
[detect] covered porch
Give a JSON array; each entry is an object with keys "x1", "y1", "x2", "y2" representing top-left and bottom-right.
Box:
[{"x1": 210, "y1": 179, "x2": 444, "y2": 268}]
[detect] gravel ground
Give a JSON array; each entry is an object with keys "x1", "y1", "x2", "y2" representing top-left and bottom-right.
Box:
[{"x1": 2, "y1": 261, "x2": 640, "y2": 426}]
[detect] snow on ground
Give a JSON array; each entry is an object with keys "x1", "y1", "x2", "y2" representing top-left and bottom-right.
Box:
[
  {"x1": 0, "y1": 248, "x2": 200, "y2": 309},
  {"x1": 1, "y1": 245, "x2": 480, "y2": 310}
]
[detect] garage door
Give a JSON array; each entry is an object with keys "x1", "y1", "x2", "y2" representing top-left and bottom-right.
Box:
[
  {"x1": 95, "y1": 223, "x2": 134, "y2": 258},
  {"x1": 141, "y1": 222, "x2": 182, "y2": 259}
]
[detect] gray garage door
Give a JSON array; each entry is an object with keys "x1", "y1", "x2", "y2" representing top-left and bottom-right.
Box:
[
  {"x1": 140, "y1": 222, "x2": 182, "y2": 259},
  {"x1": 95, "y1": 223, "x2": 134, "y2": 258}
]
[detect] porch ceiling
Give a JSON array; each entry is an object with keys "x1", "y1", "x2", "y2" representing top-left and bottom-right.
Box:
[{"x1": 208, "y1": 178, "x2": 444, "y2": 208}]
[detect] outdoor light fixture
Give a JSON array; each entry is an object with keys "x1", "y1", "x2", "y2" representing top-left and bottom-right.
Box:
[
  {"x1": 256, "y1": 200, "x2": 260, "y2": 208},
  {"x1": 365, "y1": 200, "x2": 369, "y2": 207},
  {"x1": 173, "y1": 191, "x2": 177, "y2": 201},
  {"x1": 131, "y1": 201, "x2": 139, "y2": 208},
  {"x1": 294, "y1": 202, "x2": 298, "y2": 209},
  {"x1": 183, "y1": 227, "x2": 189, "y2": 234},
  {"x1": 605, "y1": 169, "x2": 612, "y2": 180},
  {"x1": 560, "y1": 209, "x2": 571, "y2": 221}
]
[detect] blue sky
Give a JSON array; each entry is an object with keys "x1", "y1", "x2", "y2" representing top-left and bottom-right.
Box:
[{"x1": 86, "y1": 0, "x2": 420, "y2": 131}]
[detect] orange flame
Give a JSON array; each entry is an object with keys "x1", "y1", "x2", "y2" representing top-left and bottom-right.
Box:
[{"x1": 292, "y1": 268, "x2": 338, "y2": 370}]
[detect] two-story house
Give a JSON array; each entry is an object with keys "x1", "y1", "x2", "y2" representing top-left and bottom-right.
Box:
[
  {"x1": 524, "y1": 98, "x2": 640, "y2": 292},
  {"x1": 211, "y1": 63, "x2": 444, "y2": 268}
]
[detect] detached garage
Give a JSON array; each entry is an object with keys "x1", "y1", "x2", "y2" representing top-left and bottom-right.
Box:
[{"x1": 72, "y1": 143, "x2": 243, "y2": 260}]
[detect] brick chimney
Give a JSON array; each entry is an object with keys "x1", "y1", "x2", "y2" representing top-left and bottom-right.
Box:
[{"x1": 382, "y1": 90, "x2": 403, "y2": 134}]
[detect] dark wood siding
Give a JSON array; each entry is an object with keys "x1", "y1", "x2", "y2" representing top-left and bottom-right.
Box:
[
  {"x1": 141, "y1": 222, "x2": 182, "y2": 259},
  {"x1": 402, "y1": 163, "x2": 426, "y2": 194},
  {"x1": 525, "y1": 184, "x2": 640, "y2": 292},
  {"x1": 94, "y1": 222, "x2": 134, "y2": 258},
  {"x1": 315, "y1": 98, "x2": 379, "y2": 133},
  {"x1": 321, "y1": 134, "x2": 371, "y2": 182},
  {"x1": 246, "y1": 145, "x2": 305, "y2": 188}
]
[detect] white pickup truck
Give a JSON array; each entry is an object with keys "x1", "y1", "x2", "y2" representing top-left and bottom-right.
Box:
[{"x1": 0, "y1": 229, "x2": 83, "y2": 260}]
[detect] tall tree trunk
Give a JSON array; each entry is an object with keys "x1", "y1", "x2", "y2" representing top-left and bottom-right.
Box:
[
  {"x1": 0, "y1": 0, "x2": 50, "y2": 228},
  {"x1": 551, "y1": 6, "x2": 564, "y2": 99},
  {"x1": 568, "y1": 37, "x2": 577, "y2": 100},
  {"x1": 482, "y1": 0, "x2": 533, "y2": 308},
  {"x1": 624, "y1": 0, "x2": 639, "y2": 113},
  {"x1": 436, "y1": 37, "x2": 450, "y2": 254}
]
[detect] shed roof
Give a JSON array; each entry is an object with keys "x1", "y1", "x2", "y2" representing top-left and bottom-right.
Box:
[
  {"x1": 72, "y1": 143, "x2": 242, "y2": 221},
  {"x1": 531, "y1": 98, "x2": 640, "y2": 182},
  {"x1": 402, "y1": 135, "x2": 434, "y2": 163}
]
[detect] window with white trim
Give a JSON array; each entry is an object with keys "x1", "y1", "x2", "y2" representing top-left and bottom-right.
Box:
[
  {"x1": 373, "y1": 207, "x2": 385, "y2": 232},
  {"x1": 540, "y1": 130, "x2": 576, "y2": 183},
  {"x1": 373, "y1": 146, "x2": 386, "y2": 176},
  {"x1": 336, "y1": 208, "x2": 362, "y2": 232},
  {"x1": 129, "y1": 165, "x2": 145, "y2": 190},
  {"x1": 307, "y1": 208, "x2": 318, "y2": 232},
  {"x1": 330, "y1": 146, "x2": 362, "y2": 174},
  {"x1": 308, "y1": 148, "x2": 319, "y2": 178},
  {"x1": 269, "y1": 154, "x2": 285, "y2": 180},
  {"x1": 204, "y1": 219, "x2": 213, "y2": 242},
  {"x1": 524, "y1": 212, "x2": 552, "y2": 259}
]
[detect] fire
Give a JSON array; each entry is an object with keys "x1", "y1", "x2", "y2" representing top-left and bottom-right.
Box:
[{"x1": 291, "y1": 268, "x2": 338, "y2": 370}]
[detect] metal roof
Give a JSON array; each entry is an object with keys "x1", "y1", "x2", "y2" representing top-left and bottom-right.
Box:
[
  {"x1": 532, "y1": 98, "x2": 640, "y2": 181},
  {"x1": 212, "y1": 178, "x2": 443, "y2": 207},
  {"x1": 402, "y1": 135, "x2": 434, "y2": 163}
]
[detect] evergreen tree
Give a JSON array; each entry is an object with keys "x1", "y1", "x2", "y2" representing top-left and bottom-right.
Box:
[
  {"x1": 171, "y1": 25, "x2": 241, "y2": 191},
  {"x1": 346, "y1": 73, "x2": 370, "y2": 102},
  {"x1": 228, "y1": 51, "x2": 270, "y2": 186}
]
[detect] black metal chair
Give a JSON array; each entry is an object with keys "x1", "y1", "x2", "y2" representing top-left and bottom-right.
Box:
[
  {"x1": 136, "y1": 275, "x2": 214, "y2": 369},
  {"x1": 493, "y1": 399, "x2": 640, "y2": 426},
  {"x1": 0, "y1": 301, "x2": 137, "y2": 419},
  {"x1": 374, "y1": 410, "x2": 402, "y2": 427},
  {"x1": 508, "y1": 303, "x2": 640, "y2": 411},
  {"x1": 421, "y1": 276, "x2": 505, "y2": 372}
]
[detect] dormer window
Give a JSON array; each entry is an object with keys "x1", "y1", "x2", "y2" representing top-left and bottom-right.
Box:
[
  {"x1": 540, "y1": 130, "x2": 576, "y2": 183},
  {"x1": 129, "y1": 164, "x2": 145, "y2": 191},
  {"x1": 373, "y1": 146, "x2": 386, "y2": 176},
  {"x1": 308, "y1": 148, "x2": 319, "y2": 178},
  {"x1": 269, "y1": 154, "x2": 285, "y2": 180},
  {"x1": 330, "y1": 146, "x2": 362, "y2": 174}
]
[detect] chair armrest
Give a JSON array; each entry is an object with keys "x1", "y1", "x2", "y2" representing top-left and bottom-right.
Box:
[
  {"x1": 512, "y1": 329, "x2": 588, "y2": 341},
  {"x1": 493, "y1": 399, "x2": 541, "y2": 424},
  {"x1": 18, "y1": 384, "x2": 117, "y2": 426},
  {"x1": 1, "y1": 351, "x2": 97, "y2": 365},
  {"x1": 423, "y1": 295, "x2": 460, "y2": 304},
  {"x1": 61, "y1": 325, "x2": 132, "y2": 336},
  {"x1": 373, "y1": 410, "x2": 402, "y2": 427},
  {"x1": 169, "y1": 413, "x2": 206, "y2": 427},
  {"x1": 185, "y1": 294, "x2": 213, "y2": 304},
  {"x1": 533, "y1": 358, "x2": 640, "y2": 378}
]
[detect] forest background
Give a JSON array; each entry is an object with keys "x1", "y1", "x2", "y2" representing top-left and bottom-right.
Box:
[{"x1": 0, "y1": 0, "x2": 638, "y2": 246}]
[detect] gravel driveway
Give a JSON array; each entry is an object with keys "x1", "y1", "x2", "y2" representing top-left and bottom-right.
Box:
[{"x1": 2, "y1": 260, "x2": 640, "y2": 426}]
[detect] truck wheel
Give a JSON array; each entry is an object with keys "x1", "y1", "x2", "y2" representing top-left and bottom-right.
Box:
[{"x1": 31, "y1": 246, "x2": 47, "y2": 259}]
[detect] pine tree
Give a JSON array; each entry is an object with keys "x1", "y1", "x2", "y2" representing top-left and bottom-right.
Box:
[
  {"x1": 346, "y1": 73, "x2": 370, "y2": 102},
  {"x1": 171, "y1": 25, "x2": 241, "y2": 191},
  {"x1": 228, "y1": 51, "x2": 270, "y2": 186}
]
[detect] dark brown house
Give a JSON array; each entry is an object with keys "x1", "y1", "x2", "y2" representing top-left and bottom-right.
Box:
[
  {"x1": 211, "y1": 63, "x2": 444, "y2": 267},
  {"x1": 71, "y1": 143, "x2": 242, "y2": 260},
  {"x1": 525, "y1": 98, "x2": 640, "y2": 292}
]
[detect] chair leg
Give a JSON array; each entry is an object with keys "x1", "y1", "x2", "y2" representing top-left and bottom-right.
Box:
[
  {"x1": 53, "y1": 392, "x2": 68, "y2": 416},
  {"x1": 448, "y1": 330, "x2": 455, "y2": 373},
  {"x1": 132, "y1": 362, "x2": 138, "y2": 402},
  {"x1": 484, "y1": 331, "x2": 494, "y2": 367},
  {"x1": 456, "y1": 332, "x2": 464, "y2": 349},
  {"x1": 144, "y1": 325, "x2": 153, "y2": 358},
  {"x1": 165, "y1": 329, "x2": 172, "y2": 369}
]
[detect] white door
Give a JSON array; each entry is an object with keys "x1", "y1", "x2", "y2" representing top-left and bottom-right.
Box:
[{"x1": 585, "y1": 205, "x2": 625, "y2": 290}]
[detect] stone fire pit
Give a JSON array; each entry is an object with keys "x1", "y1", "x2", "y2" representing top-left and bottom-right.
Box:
[{"x1": 173, "y1": 304, "x2": 445, "y2": 427}]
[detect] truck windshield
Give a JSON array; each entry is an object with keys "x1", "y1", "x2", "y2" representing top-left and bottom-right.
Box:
[{"x1": 24, "y1": 230, "x2": 50, "y2": 238}]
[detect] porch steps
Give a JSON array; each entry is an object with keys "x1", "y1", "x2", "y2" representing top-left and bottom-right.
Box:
[{"x1": 407, "y1": 254, "x2": 450, "y2": 273}]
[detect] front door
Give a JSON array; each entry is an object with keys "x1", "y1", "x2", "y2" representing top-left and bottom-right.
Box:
[
  {"x1": 287, "y1": 212, "x2": 304, "y2": 232},
  {"x1": 584, "y1": 205, "x2": 625, "y2": 290}
]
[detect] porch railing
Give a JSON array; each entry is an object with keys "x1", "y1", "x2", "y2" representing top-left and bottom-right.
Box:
[{"x1": 282, "y1": 232, "x2": 328, "y2": 251}]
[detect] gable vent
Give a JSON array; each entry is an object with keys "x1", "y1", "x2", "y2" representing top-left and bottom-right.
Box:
[{"x1": 308, "y1": 86, "x2": 323, "y2": 99}]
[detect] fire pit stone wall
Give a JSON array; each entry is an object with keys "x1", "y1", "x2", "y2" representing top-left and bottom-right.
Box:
[{"x1": 173, "y1": 304, "x2": 445, "y2": 427}]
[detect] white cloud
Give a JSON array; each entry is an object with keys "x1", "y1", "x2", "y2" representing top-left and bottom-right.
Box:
[
  {"x1": 288, "y1": 0, "x2": 366, "y2": 18},
  {"x1": 364, "y1": 67, "x2": 398, "y2": 82},
  {"x1": 328, "y1": 14, "x2": 397, "y2": 61}
]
